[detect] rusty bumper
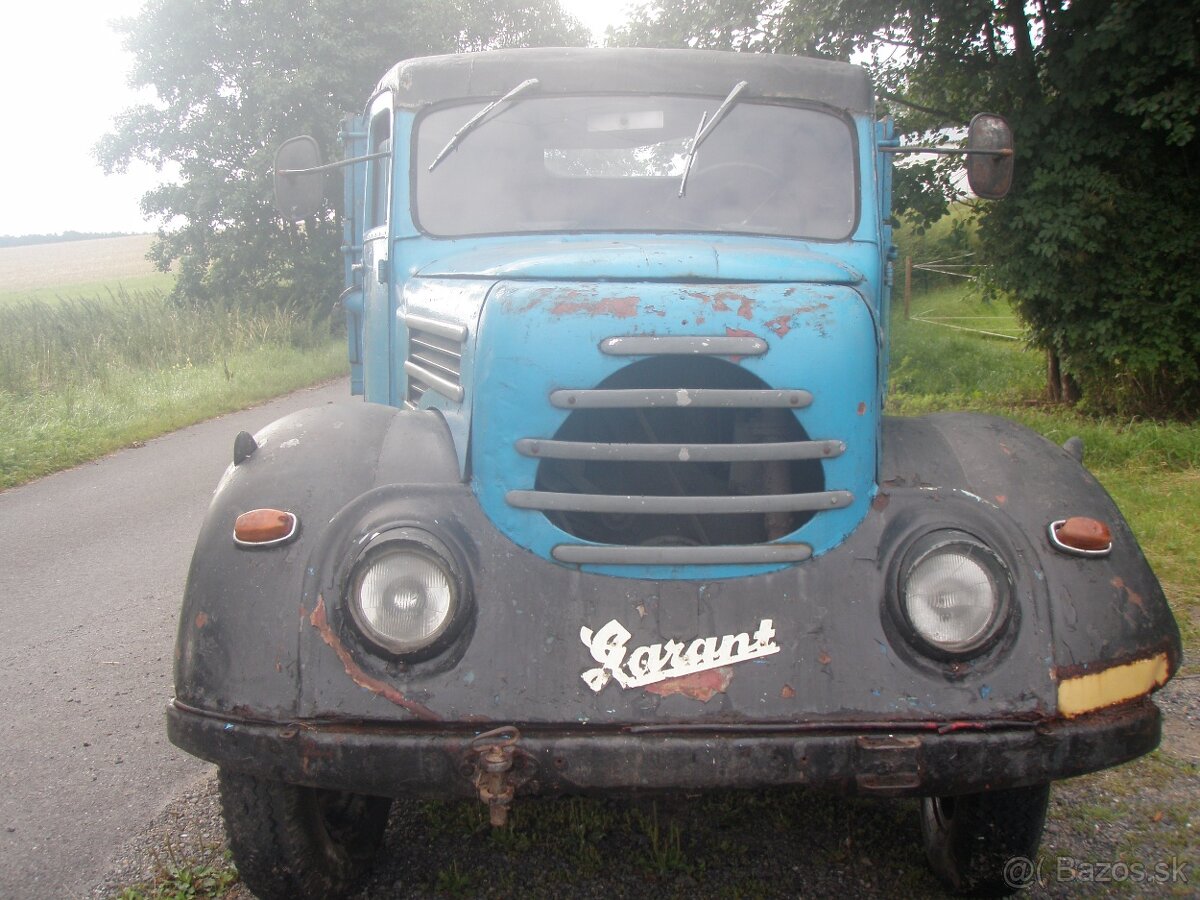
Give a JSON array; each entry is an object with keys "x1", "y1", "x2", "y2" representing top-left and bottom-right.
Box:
[{"x1": 168, "y1": 697, "x2": 1160, "y2": 799}]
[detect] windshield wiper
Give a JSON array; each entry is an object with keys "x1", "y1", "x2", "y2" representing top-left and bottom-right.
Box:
[
  {"x1": 678, "y1": 80, "x2": 750, "y2": 197},
  {"x1": 428, "y1": 78, "x2": 540, "y2": 173}
]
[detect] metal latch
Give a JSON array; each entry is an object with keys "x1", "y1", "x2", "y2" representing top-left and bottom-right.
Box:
[{"x1": 466, "y1": 726, "x2": 523, "y2": 826}]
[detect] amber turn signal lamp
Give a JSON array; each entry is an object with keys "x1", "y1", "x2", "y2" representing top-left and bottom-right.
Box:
[
  {"x1": 1048, "y1": 517, "x2": 1112, "y2": 557},
  {"x1": 234, "y1": 508, "x2": 298, "y2": 547}
]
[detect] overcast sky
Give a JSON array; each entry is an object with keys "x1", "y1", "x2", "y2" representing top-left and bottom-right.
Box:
[{"x1": 0, "y1": 0, "x2": 633, "y2": 238}]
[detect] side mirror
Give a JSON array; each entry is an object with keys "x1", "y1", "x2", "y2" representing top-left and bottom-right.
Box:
[
  {"x1": 965, "y1": 113, "x2": 1014, "y2": 200},
  {"x1": 273, "y1": 136, "x2": 325, "y2": 221}
]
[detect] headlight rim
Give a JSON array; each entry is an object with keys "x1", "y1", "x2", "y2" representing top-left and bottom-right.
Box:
[
  {"x1": 893, "y1": 528, "x2": 1015, "y2": 661},
  {"x1": 345, "y1": 526, "x2": 468, "y2": 660}
]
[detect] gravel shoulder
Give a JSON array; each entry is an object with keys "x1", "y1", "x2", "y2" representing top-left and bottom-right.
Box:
[{"x1": 92, "y1": 675, "x2": 1198, "y2": 899}]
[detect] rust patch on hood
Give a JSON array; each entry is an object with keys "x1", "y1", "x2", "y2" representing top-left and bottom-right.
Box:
[
  {"x1": 685, "y1": 290, "x2": 755, "y2": 320},
  {"x1": 724, "y1": 326, "x2": 759, "y2": 363},
  {"x1": 308, "y1": 596, "x2": 441, "y2": 721},
  {"x1": 765, "y1": 314, "x2": 793, "y2": 337},
  {"x1": 645, "y1": 666, "x2": 732, "y2": 702},
  {"x1": 550, "y1": 295, "x2": 639, "y2": 318}
]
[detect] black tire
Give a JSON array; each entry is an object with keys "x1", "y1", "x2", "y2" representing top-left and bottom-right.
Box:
[
  {"x1": 217, "y1": 768, "x2": 393, "y2": 900},
  {"x1": 920, "y1": 784, "x2": 1050, "y2": 897}
]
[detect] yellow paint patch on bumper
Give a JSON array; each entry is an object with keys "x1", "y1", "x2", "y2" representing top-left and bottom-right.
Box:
[{"x1": 1057, "y1": 652, "x2": 1170, "y2": 718}]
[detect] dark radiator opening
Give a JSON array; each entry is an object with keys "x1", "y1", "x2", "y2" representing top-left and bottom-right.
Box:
[{"x1": 535, "y1": 357, "x2": 825, "y2": 546}]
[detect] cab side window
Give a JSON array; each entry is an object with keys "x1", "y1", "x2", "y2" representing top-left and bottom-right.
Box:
[{"x1": 366, "y1": 110, "x2": 392, "y2": 230}]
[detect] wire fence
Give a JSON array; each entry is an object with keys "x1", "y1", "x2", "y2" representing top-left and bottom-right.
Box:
[{"x1": 902, "y1": 252, "x2": 1024, "y2": 341}]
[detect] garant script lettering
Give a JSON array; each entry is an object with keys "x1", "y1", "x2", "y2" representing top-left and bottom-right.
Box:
[{"x1": 579, "y1": 618, "x2": 779, "y2": 692}]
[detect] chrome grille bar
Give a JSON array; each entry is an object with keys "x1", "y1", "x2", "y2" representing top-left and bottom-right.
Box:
[
  {"x1": 404, "y1": 313, "x2": 467, "y2": 341},
  {"x1": 552, "y1": 543, "x2": 813, "y2": 565},
  {"x1": 404, "y1": 314, "x2": 466, "y2": 404},
  {"x1": 404, "y1": 360, "x2": 465, "y2": 403},
  {"x1": 551, "y1": 388, "x2": 812, "y2": 409},
  {"x1": 600, "y1": 335, "x2": 768, "y2": 357},
  {"x1": 515, "y1": 438, "x2": 845, "y2": 462},
  {"x1": 409, "y1": 347, "x2": 461, "y2": 380},
  {"x1": 506, "y1": 490, "x2": 853, "y2": 514}
]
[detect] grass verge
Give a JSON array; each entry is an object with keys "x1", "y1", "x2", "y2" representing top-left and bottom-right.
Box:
[
  {"x1": 0, "y1": 288, "x2": 345, "y2": 490},
  {"x1": 0, "y1": 341, "x2": 343, "y2": 489}
]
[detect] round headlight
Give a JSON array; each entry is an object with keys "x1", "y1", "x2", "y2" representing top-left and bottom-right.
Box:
[
  {"x1": 900, "y1": 532, "x2": 1011, "y2": 656},
  {"x1": 349, "y1": 533, "x2": 459, "y2": 655}
]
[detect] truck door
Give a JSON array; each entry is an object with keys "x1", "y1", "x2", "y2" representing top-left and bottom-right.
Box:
[
  {"x1": 341, "y1": 114, "x2": 367, "y2": 395},
  {"x1": 361, "y1": 96, "x2": 393, "y2": 404}
]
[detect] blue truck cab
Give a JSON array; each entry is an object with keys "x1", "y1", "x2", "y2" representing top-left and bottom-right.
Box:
[{"x1": 169, "y1": 48, "x2": 1181, "y2": 898}]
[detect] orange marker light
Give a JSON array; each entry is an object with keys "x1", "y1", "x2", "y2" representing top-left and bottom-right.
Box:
[
  {"x1": 1048, "y1": 517, "x2": 1112, "y2": 557},
  {"x1": 234, "y1": 509, "x2": 298, "y2": 547}
]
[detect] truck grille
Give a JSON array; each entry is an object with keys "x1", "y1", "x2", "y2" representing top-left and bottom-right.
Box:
[
  {"x1": 404, "y1": 313, "x2": 466, "y2": 406},
  {"x1": 504, "y1": 338, "x2": 850, "y2": 566}
]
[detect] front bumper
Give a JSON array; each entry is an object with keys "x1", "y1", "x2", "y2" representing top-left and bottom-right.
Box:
[{"x1": 168, "y1": 697, "x2": 1161, "y2": 799}]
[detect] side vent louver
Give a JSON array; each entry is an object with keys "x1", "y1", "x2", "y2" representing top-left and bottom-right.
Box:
[{"x1": 405, "y1": 313, "x2": 466, "y2": 406}]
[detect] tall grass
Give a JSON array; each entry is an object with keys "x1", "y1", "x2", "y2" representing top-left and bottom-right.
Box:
[
  {"x1": 0, "y1": 288, "x2": 344, "y2": 489},
  {"x1": 0, "y1": 288, "x2": 327, "y2": 395},
  {"x1": 889, "y1": 285, "x2": 1200, "y2": 470}
]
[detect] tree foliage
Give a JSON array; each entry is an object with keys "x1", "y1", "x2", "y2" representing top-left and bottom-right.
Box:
[
  {"x1": 98, "y1": 0, "x2": 588, "y2": 313},
  {"x1": 615, "y1": 1, "x2": 1200, "y2": 418}
]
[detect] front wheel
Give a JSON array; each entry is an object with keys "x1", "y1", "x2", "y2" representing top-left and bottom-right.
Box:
[
  {"x1": 920, "y1": 784, "x2": 1050, "y2": 896},
  {"x1": 217, "y1": 768, "x2": 392, "y2": 900}
]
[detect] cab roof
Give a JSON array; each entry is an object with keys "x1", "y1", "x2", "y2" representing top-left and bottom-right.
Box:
[{"x1": 377, "y1": 47, "x2": 872, "y2": 113}]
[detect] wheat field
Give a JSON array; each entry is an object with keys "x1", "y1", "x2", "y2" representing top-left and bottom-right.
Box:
[{"x1": 0, "y1": 234, "x2": 162, "y2": 296}]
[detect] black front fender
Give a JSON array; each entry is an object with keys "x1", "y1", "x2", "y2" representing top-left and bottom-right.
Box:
[
  {"x1": 174, "y1": 401, "x2": 459, "y2": 717},
  {"x1": 881, "y1": 413, "x2": 1182, "y2": 684}
]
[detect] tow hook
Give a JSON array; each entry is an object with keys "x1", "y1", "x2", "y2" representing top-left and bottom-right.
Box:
[{"x1": 467, "y1": 725, "x2": 522, "y2": 826}]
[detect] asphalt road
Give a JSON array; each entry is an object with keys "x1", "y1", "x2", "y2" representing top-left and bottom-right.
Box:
[{"x1": 0, "y1": 378, "x2": 351, "y2": 899}]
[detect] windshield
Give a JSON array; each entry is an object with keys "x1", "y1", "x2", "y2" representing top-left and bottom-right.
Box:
[{"x1": 413, "y1": 94, "x2": 857, "y2": 240}]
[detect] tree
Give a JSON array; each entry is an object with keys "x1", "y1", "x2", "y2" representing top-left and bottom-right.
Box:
[
  {"x1": 97, "y1": 0, "x2": 588, "y2": 313},
  {"x1": 615, "y1": 1, "x2": 1200, "y2": 418}
]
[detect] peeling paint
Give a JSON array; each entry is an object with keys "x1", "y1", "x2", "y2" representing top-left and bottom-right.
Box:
[
  {"x1": 723, "y1": 326, "x2": 758, "y2": 362},
  {"x1": 645, "y1": 667, "x2": 733, "y2": 702},
  {"x1": 279, "y1": 438, "x2": 300, "y2": 449},
  {"x1": 856, "y1": 402, "x2": 867, "y2": 415},
  {"x1": 549, "y1": 296, "x2": 639, "y2": 318},
  {"x1": 765, "y1": 314, "x2": 793, "y2": 337},
  {"x1": 1111, "y1": 576, "x2": 1145, "y2": 609},
  {"x1": 308, "y1": 596, "x2": 441, "y2": 721},
  {"x1": 684, "y1": 289, "x2": 755, "y2": 320}
]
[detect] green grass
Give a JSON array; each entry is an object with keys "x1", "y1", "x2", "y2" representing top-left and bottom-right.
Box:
[
  {"x1": 0, "y1": 288, "x2": 345, "y2": 489},
  {"x1": 114, "y1": 846, "x2": 238, "y2": 900},
  {"x1": 889, "y1": 283, "x2": 1042, "y2": 404},
  {"x1": 0, "y1": 341, "x2": 343, "y2": 489}
]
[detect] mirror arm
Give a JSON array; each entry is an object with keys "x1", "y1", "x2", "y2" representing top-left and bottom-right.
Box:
[
  {"x1": 276, "y1": 149, "x2": 389, "y2": 176},
  {"x1": 881, "y1": 146, "x2": 1013, "y2": 157}
]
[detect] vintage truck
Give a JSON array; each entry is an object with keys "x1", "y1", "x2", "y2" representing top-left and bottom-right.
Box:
[{"x1": 168, "y1": 48, "x2": 1182, "y2": 897}]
